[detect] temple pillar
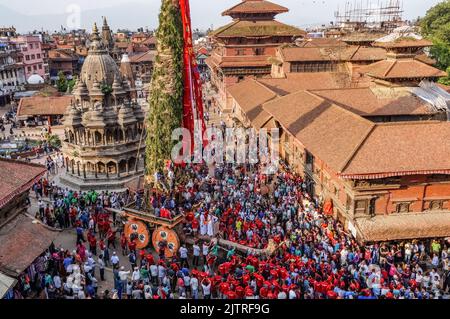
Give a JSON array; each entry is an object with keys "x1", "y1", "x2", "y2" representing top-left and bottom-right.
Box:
[
  {"x1": 94, "y1": 164, "x2": 98, "y2": 178},
  {"x1": 71, "y1": 161, "x2": 75, "y2": 174},
  {"x1": 66, "y1": 158, "x2": 69, "y2": 172},
  {"x1": 83, "y1": 164, "x2": 86, "y2": 179},
  {"x1": 77, "y1": 162, "x2": 80, "y2": 176}
]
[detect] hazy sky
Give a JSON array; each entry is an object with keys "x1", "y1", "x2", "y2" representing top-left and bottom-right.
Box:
[{"x1": 0, "y1": 0, "x2": 444, "y2": 32}]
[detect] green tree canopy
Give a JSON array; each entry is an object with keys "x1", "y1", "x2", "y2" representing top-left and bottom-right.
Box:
[
  {"x1": 421, "y1": 0, "x2": 450, "y2": 84},
  {"x1": 56, "y1": 71, "x2": 68, "y2": 92}
]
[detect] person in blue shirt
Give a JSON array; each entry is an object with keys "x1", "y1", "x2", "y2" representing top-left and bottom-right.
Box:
[{"x1": 76, "y1": 226, "x2": 85, "y2": 244}]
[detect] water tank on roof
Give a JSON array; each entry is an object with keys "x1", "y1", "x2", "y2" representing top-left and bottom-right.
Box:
[{"x1": 27, "y1": 74, "x2": 45, "y2": 85}]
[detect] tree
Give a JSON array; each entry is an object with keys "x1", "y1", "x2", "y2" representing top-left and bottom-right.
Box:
[
  {"x1": 421, "y1": 1, "x2": 450, "y2": 84},
  {"x1": 56, "y1": 71, "x2": 68, "y2": 92},
  {"x1": 67, "y1": 78, "x2": 76, "y2": 93},
  {"x1": 145, "y1": 0, "x2": 184, "y2": 183}
]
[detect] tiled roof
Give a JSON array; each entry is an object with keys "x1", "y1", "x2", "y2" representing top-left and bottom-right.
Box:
[
  {"x1": 212, "y1": 19, "x2": 305, "y2": 38},
  {"x1": 228, "y1": 79, "x2": 278, "y2": 128},
  {"x1": 222, "y1": 0, "x2": 289, "y2": 16},
  {"x1": 17, "y1": 96, "x2": 73, "y2": 117},
  {"x1": 415, "y1": 54, "x2": 436, "y2": 65},
  {"x1": 258, "y1": 72, "x2": 355, "y2": 96},
  {"x1": 356, "y1": 211, "x2": 450, "y2": 242},
  {"x1": 373, "y1": 38, "x2": 433, "y2": 49},
  {"x1": 262, "y1": 90, "x2": 375, "y2": 172},
  {"x1": 343, "y1": 46, "x2": 387, "y2": 62},
  {"x1": 115, "y1": 41, "x2": 130, "y2": 49},
  {"x1": 228, "y1": 79, "x2": 278, "y2": 111},
  {"x1": 48, "y1": 49, "x2": 78, "y2": 61},
  {"x1": 297, "y1": 38, "x2": 346, "y2": 48},
  {"x1": 311, "y1": 87, "x2": 434, "y2": 116},
  {"x1": 341, "y1": 32, "x2": 387, "y2": 43},
  {"x1": 279, "y1": 45, "x2": 386, "y2": 63},
  {"x1": 211, "y1": 54, "x2": 272, "y2": 68},
  {"x1": 281, "y1": 47, "x2": 332, "y2": 62},
  {"x1": 341, "y1": 121, "x2": 450, "y2": 178},
  {"x1": 362, "y1": 59, "x2": 447, "y2": 80},
  {"x1": 129, "y1": 50, "x2": 156, "y2": 63},
  {"x1": 0, "y1": 159, "x2": 46, "y2": 210},
  {"x1": 0, "y1": 214, "x2": 60, "y2": 276}
]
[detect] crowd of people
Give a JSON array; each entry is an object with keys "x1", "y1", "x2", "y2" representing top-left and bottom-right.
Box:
[{"x1": 8, "y1": 161, "x2": 449, "y2": 300}]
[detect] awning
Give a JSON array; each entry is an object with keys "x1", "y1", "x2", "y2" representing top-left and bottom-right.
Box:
[
  {"x1": 0, "y1": 214, "x2": 60, "y2": 277},
  {"x1": 0, "y1": 272, "x2": 17, "y2": 299},
  {"x1": 355, "y1": 211, "x2": 450, "y2": 242}
]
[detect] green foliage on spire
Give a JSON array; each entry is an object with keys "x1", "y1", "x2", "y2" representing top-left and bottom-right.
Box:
[{"x1": 145, "y1": 0, "x2": 184, "y2": 180}]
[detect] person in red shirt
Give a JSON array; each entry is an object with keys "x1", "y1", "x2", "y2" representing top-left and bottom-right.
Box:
[
  {"x1": 146, "y1": 253, "x2": 154, "y2": 266},
  {"x1": 139, "y1": 249, "x2": 146, "y2": 265},
  {"x1": 120, "y1": 233, "x2": 128, "y2": 256},
  {"x1": 128, "y1": 239, "x2": 137, "y2": 254},
  {"x1": 107, "y1": 229, "x2": 116, "y2": 249},
  {"x1": 88, "y1": 233, "x2": 97, "y2": 256}
]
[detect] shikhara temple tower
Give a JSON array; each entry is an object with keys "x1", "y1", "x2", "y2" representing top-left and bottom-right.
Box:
[
  {"x1": 61, "y1": 23, "x2": 146, "y2": 191},
  {"x1": 207, "y1": 0, "x2": 306, "y2": 110}
]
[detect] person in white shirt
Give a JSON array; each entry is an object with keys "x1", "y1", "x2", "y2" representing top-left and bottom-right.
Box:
[
  {"x1": 53, "y1": 275, "x2": 62, "y2": 290},
  {"x1": 158, "y1": 264, "x2": 166, "y2": 284},
  {"x1": 150, "y1": 264, "x2": 158, "y2": 284},
  {"x1": 201, "y1": 279, "x2": 211, "y2": 299},
  {"x1": 202, "y1": 243, "x2": 209, "y2": 265},
  {"x1": 111, "y1": 252, "x2": 120, "y2": 269},
  {"x1": 190, "y1": 276, "x2": 199, "y2": 299},
  {"x1": 179, "y1": 245, "x2": 189, "y2": 268},
  {"x1": 132, "y1": 267, "x2": 141, "y2": 283},
  {"x1": 118, "y1": 266, "x2": 130, "y2": 290},
  {"x1": 193, "y1": 243, "x2": 201, "y2": 267}
]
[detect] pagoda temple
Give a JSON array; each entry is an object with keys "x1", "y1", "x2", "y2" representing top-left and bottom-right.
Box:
[
  {"x1": 362, "y1": 36, "x2": 447, "y2": 86},
  {"x1": 206, "y1": 0, "x2": 305, "y2": 112},
  {"x1": 61, "y1": 23, "x2": 146, "y2": 191}
]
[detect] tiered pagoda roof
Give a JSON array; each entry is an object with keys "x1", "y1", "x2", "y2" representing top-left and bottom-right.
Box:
[
  {"x1": 212, "y1": 0, "x2": 305, "y2": 39},
  {"x1": 362, "y1": 58, "x2": 447, "y2": 81},
  {"x1": 373, "y1": 38, "x2": 433, "y2": 50},
  {"x1": 211, "y1": 19, "x2": 305, "y2": 38},
  {"x1": 222, "y1": 0, "x2": 288, "y2": 17}
]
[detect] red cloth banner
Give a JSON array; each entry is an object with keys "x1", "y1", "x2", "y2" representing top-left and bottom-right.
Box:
[{"x1": 179, "y1": 0, "x2": 207, "y2": 154}]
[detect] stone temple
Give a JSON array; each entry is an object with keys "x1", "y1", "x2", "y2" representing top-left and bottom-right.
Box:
[{"x1": 61, "y1": 23, "x2": 146, "y2": 191}]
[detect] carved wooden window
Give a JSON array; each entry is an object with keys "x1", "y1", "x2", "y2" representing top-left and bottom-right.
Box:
[
  {"x1": 355, "y1": 200, "x2": 367, "y2": 215},
  {"x1": 396, "y1": 202, "x2": 410, "y2": 213},
  {"x1": 429, "y1": 200, "x2": 443, "y2": 211}
]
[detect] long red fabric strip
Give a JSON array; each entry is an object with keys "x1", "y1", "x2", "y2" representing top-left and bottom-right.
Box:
[{"x1": 180, "y1": 0, "x2": 207, "y2": 156}]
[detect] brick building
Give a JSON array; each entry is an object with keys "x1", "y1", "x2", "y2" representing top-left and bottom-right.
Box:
[
  {"x1": 206, "y1": 0, "x2": 305, "y2": 111},
  {"x1": 10, "y1": 35, "x2": 46, "y2": 81},
  {"x1": 225, "y1": 34, "x2": 450, "y2": 243}
]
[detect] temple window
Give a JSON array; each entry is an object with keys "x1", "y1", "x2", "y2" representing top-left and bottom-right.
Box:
[
  {"x1": 395, "y1": 202, "x2": 411, "y2": 214},
  {"x1": 254, "y1": 48, "x2": 265, "y2": 56},
  {"x1": 428, "y1": 200, "x2": 444, "y2": 211},
  {"x1": 236, "y1": 48, "x2": 245, "y2": 56},
  {"x1": 355, "y1": 200, "x2": 368, "y2": 215}
]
